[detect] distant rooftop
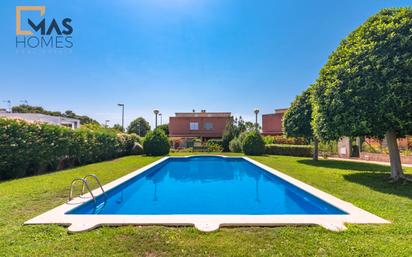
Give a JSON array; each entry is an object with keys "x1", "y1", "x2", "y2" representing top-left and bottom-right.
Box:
[
  {"x1": 275, "y1": 108, "x2": 288, "y2": 113},
  {"x1": 262, "y1": 108, "x2": 288, "y2": 116},
  {"x1": 175, "y1": 112, "x2": 231, "y2": 118}
]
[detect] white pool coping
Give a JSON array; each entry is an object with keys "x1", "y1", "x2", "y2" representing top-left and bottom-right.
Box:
[{"x1": 25, "y1": 155, "x2": 390, "y2": 232}]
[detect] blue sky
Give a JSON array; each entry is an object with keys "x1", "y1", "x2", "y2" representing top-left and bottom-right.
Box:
[{"x1": 1, "y1": 0, "x2": 411, "y2": 127}]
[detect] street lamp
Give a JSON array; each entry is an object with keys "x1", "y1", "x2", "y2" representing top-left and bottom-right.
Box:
[
  {"x1": 254, "y1": 108, "x2": 260, "y2": 130},
  {"x1": 118, "y1": 103, "x2": 125, "y2": 131},
  {"x1": 153, "y1": 109, "x2": 159, "y2": 128},
  {"x1": 159, "y1": 113, "x2": 162, "y2": 125},
  {"x1": 3, "y1": 100, "x2": 11, "y2": 113}
]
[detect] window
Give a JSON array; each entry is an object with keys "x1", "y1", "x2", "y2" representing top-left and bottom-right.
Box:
[
  {"x1": 189, "y1": 122, "x2": 199, "y2": 130},
  {"x1": 204, "y1": 122, "x2": 213, "y2": 130}
]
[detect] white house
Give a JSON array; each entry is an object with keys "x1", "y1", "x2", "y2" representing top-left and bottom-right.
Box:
[{"x1": 0, "y1": 112, "x2": 80, "y2": 129}]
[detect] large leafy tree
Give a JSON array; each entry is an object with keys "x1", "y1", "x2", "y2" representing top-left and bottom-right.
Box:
[
  {"x1": 127, "y1": 117, "x2": 151, "y2": 137},
  {"x1": 112, "y1": 124, "x2": 124, "y2": 133},
  {"x1": 283, "y1": 88, "x2": 319, "y2": 160},
  {"x1": 312, "y1": 8, "x2": 412, "y2": 181},
  {"x1": 157, "y1": 124, "x2": 169, "y2": 136}
]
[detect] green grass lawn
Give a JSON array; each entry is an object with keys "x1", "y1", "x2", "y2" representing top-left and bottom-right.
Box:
[{"x1": 1, "y1": 154, "x2": 412, "y2": 256}]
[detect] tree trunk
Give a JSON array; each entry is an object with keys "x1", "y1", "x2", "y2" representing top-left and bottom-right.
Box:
[
  {"x1": 313, "y1": 137, "x2": 319, "y2": 161},
  {"x1": 385, "y1": 131, "x2": 404, "y2": 181}
]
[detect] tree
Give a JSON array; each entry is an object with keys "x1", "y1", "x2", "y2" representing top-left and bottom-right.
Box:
[
  {"x1": 283, "y1": 88, "x2": 319, "y2": 160},
  {"x1": 222, "y1": 116, "x2": 256, "y2": 151},
  {"x1": 157, "y1": 124, "x2": 169, "y2": 136},
  {"x1": 237, "y1": 116, "x2": 257, "y2": 133},
  {"x1": 244, "y1": 121, "x2": 258, "y2": 131},
  {"x1": 311, "y1": 8, "x2": 412, "y2": 181},
  {"x1": 222, "y1": 117, "x2": 241, "y2": 151},
  {"x1": 127, "y1": 117, "x2": 151, "y2": 136},
  {"x1": 112, "y1": 124, "x2": 124, "y2": 132},
  {"x1": 222, "y1": 119, "x2": 236, "y2": 152}
]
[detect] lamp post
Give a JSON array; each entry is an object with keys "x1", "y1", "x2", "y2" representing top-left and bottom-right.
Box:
[
  {"x1": 117, "y1": 103, "x2": 125, "y2": 131},
  {"x1": 153, "y1": 109, "x2": 159, "y2": 128},
  {"x1": 3, "y1": 100, "x2": 11, "y2": 113},
  {"x1": 254, "y1": 108, "x2": 260, "y2": 130},
  {"x1": 159, "y1": 113, "x2": 162, "y2": 125}
]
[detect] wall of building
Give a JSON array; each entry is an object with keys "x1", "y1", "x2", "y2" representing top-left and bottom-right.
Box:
[
  {"x1": 261, "y1": 113, "x2": 284, "y2": 136},
  {"x1": 169, "y1": 116, "x2": 230, "y2": 138}
]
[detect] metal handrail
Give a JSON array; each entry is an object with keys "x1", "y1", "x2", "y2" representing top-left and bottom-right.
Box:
[
  {"x1": 81, "y1": 174, "x2": 107, "y2": 200},
  {"x1": 69, "y1": 178, "x2": 96, "y2": 205}
]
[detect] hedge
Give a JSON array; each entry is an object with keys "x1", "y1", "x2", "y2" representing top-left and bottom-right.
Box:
[
  {"x1": 0, "y1": 118, "x2": 141, "y2": 180},
  {"x1": 206, "y1": 139, "x2": 223, "y2": 149},
  {"x1": 265, "y1": 144, "x2": 313, "y2": 157},
  {"x1": 206, "y1": 142, "x2": 223, "y2": 152},
  {"x1": 263, "y1": 135, "x2": 306, "y2": 145},
  {"x1": 205, "y1": 139, "x2": 223, "y2": 152}
]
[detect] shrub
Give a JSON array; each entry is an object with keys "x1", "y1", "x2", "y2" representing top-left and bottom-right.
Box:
[
  {"x1": 229, "y1": 138, "x2": 242, "y2": 153},
  {"x1": 130, "y1": 143, "x2": 144, "y2": 155},
  {"x1": 319, "y1": 140, "x2": 338, "y2": 156},
  {"x1": 207, "y1": 139, "x2": 223, "y2": 148},
  {"x1": 143, "y1": 129, "x2": 170, "y2": 156},
  {"x1": 265, "y1": 144, "x2": 313, "y2": 157},
  {"x1": 242, "y1": 131, "x2": 265, "y2": 156},
  {"x1": 0, "y1": 118, "x2": 140, "y2": 180},
  {"x1": 238, "y1": 131, "x2": 248, "y2": 144},
  {"x1": 206, "y1": 142, "x2": 223, "y2": 152},
  {"x1": 263, "y1": 136, "x2": 274, "y2": 145},
  {"x1": 263, "y1": 135, "x2": 306, "y2": 145}
]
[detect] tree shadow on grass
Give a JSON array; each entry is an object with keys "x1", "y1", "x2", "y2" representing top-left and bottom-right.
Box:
[
  {"x1": 343, "y1": 172, "x2": 412, "y2": 199},
  {"x1": 298, "y1": 160, "x2": 412, "y2": 199},
  {"x1": 298, "y1": 159, "x2": 412, "y2": 199},
  {"x1": 297, "y1": 159, "x2": 390, "y2": 173}
]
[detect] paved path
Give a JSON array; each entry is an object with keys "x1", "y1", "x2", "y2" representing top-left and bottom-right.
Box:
[{"x1": 328, "y1": 157, "x2": 412, "y2": 168}]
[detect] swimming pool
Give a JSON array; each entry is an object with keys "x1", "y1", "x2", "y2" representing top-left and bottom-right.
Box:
[
  {"x1": 26, "y1": 156, "x2": 389, "y2": 232},
  {"x1": 68, "y1": 156, "x2": 345, "y2": 215}
]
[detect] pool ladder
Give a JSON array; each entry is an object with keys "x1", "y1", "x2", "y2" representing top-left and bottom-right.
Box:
[{"x1": 69, "y1": 174, "x2": 107, "y2": 205}]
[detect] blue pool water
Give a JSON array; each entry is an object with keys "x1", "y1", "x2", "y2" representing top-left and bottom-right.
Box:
[{"x1": 67, "y1": 156, "x2": 346, "y2": 215}]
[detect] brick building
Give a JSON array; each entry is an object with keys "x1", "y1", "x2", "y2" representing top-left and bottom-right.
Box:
[
  {"x1": 169, "y1": 111, "x2": 231, "y2": 148},
  {"x1": 261, "y1": 108, "x2": 287, "y2": 136}
]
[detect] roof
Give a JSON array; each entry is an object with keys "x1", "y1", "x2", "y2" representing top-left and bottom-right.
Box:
[
  {"x1": 0, "y1": 113, "x2": 80, "y2": 124},
  {"x1": 274, "y1": 108, "x2": 288, "y2": 113},
  {"x1": 174, "y1": 112, "x2": 231, "y2": 118},
  {"x1": 262, "y1": 108, "x2": 288, "y2": 116}
]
